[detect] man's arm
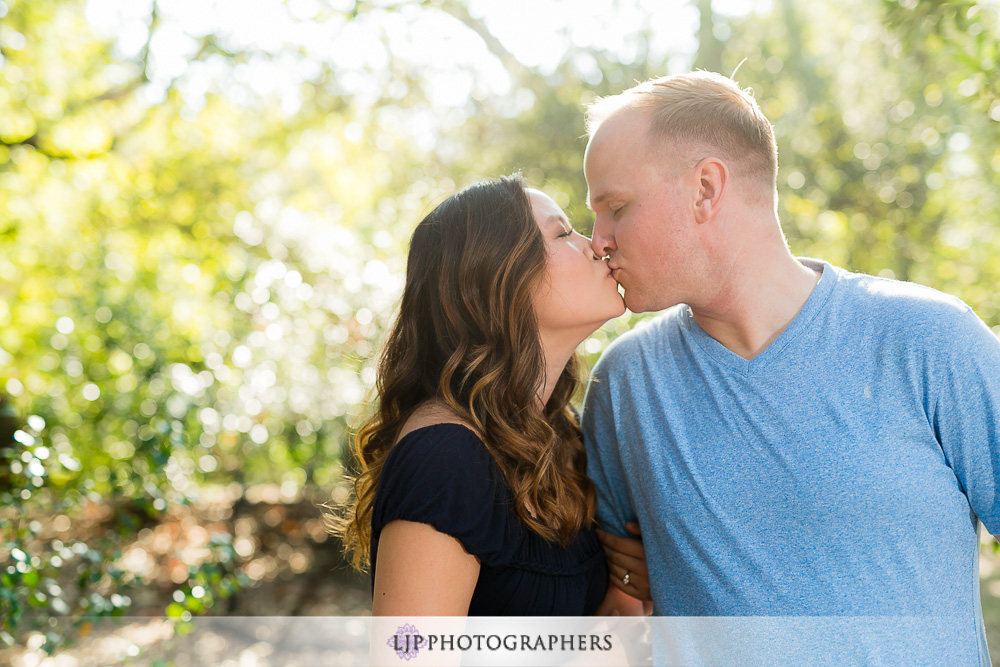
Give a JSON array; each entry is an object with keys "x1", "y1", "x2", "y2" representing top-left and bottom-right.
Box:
[
  {"x1": 929, "y1": 306, "x2": 1000, "y2": 537},
  {"x1": 582, "y1": 369, "x2": 649, "y2": 601},
  {"x1": 582, "y1": 375, "x2": 637, "y2": 538}
]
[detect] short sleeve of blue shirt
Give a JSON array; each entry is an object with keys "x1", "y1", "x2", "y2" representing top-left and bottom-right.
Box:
[
  {"x1": 925, "y1": 303, "x2": 1000, "y2": 534},
  {"x1": 582, "y1": 378, "x2": 637, "y2": 538}
]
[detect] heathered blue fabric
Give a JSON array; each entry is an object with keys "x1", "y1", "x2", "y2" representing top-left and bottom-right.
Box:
[{"x1": 582, "y1": 258, "x2": 999, "y2": 664}]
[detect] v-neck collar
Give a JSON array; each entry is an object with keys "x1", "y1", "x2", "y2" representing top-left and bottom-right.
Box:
[{"x1": 679, "y1": 258, "x2": 838, "y2": 376}]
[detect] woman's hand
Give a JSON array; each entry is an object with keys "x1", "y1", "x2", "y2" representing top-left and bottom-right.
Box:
[
  {"x1": 592, "y1": 579, "x2": 647, "y2": 616},
  {"x1": 598, "y1": 522, "x2": 652, "y2": 603},
  {"x1": 372, "y1": 520, "x2": 480, "y2": 615}
]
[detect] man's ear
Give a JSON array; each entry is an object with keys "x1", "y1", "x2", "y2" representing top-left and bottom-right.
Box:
[{"x1": 692, "y1": 158, "x2": 727, "y2": 224}]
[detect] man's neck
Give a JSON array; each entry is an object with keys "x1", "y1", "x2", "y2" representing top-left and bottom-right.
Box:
[{"x1": 691, "y1": 251, "x2": 821, "y2": 361}]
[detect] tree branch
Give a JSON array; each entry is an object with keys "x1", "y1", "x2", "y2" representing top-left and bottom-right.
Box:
[{"x1": 436, "y1": 0, "x2": 535, "y2": 83}]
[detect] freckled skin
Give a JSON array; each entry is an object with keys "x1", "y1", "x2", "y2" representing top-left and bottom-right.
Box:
[{"x1": 584, "y1": 110, "x2": 713, "y2": 314}]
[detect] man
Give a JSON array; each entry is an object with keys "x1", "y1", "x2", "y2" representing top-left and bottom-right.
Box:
[{"x1": 581, "y1": 71, "x2": 999, "y2": 663}]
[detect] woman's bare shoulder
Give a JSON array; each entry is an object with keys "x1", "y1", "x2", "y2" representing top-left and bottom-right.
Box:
[{"x1": 395, "y1": 400, "x2": 480, "y2": 443}]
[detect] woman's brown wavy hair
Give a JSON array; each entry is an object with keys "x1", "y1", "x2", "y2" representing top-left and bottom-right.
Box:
[{"x1": 331, "y1": 173, "x2": 596, "y2": 571}]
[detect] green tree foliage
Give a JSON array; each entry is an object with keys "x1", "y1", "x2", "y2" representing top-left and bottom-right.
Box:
[
  {"x1": 717, "y1": 0, "x2": 1000, "y2": 320},
  {"x1": 0, "y1": 0, "x2": 997, "y2": 652}
]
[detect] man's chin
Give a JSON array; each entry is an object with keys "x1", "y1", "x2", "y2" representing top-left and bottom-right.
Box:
[
  {"x1": 622, "y1": 294, "x2": 648, "y2": 314},
  {"x1": 623, "y1": 292, "x2": 669, "y2": 314}
]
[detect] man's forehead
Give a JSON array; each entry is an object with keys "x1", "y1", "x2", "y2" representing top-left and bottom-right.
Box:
[
  {"x1": 584, "y1": 134, "x2": 618, "y2": 209},
  {"x1": 586, "y1": 110, "x2": 650, "y2": 166},
  {"x1": 588, "y1": 105, "x2": 650, "y2": 149},
  {"x1": 585, "y1": 108, "x2": 656, "y2": 208}
]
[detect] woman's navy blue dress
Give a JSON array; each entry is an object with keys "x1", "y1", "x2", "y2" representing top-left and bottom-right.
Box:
[{"x1": 370, "y1": 423, "x2": 608, "y2": 615}]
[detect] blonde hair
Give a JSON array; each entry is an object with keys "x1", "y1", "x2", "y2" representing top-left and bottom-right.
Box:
[{"x1": 586, "y1": 71, "x2": 777, "y2": 187}]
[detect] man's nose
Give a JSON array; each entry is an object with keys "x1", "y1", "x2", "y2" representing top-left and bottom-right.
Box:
[{"x1": 591, "y1": 220, "x2": 616, "y2": 258}]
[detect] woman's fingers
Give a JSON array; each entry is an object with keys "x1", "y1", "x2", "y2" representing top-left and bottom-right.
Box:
[
  {"x1": 597, "y1": 529, "x2": 647, "y2": 579},
  {"x1": 597, "y1": 528, "x2": 644, "y2": 559},
  {"x1": 601, "y1": 544, "x2": 646, "y2": 575},
  {"x1": 605, "y1": 562, "x2": 651, "y2": 601},
  {"x1": 606, "y1": 561, "x2": 646, "y2": 589},
  {"x1": 598, "y1": 527, "x2": 652, "y2": 601}
]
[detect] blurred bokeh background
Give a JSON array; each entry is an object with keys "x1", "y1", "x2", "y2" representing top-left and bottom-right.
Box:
[{"x1": 1, "y1": 0, "x2": 999, "y2": 663}]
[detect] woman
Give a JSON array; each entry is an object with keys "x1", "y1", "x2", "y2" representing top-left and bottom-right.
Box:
[{"x1": 334, "y1": 174, "x2": 647, "y2": 615}]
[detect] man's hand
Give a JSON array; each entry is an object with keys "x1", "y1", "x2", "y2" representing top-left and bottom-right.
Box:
[{"x1": 598, "y1": 522, "x2": 652, "y2": 603}]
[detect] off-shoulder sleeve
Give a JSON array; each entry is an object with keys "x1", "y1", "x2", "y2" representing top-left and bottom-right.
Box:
[{"x1": 371, "y1": 424, "x2": 518, "y2": 567}]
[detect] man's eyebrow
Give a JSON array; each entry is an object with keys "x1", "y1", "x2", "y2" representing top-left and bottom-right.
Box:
[{"x1": 588, "y1": 189, "x2": 625, "y2": 208}]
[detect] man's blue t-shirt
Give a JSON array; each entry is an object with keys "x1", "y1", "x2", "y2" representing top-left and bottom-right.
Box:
[{"x1": 583, "y1": 259, "x2": 999, "y2": 663}]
